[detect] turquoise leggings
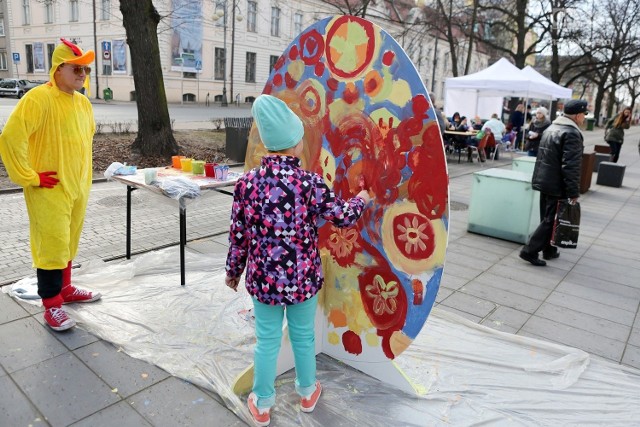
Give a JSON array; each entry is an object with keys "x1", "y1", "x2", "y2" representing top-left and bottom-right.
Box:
[{"x1": 252, "y1": 295, "x2": 318, "y2": 409}]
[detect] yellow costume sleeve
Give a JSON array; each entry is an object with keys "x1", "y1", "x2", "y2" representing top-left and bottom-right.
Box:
[{"x1": 0, "y1": 96, "x2": 46, "y2": 188}]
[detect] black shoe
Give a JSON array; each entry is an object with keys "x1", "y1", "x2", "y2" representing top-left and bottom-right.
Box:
[
  {"x1": 519, "y1": 251, "x2": 546, "y2": 266},
  {"x1": 542, "y1": 251, "x2": 560, "y2": 260}
]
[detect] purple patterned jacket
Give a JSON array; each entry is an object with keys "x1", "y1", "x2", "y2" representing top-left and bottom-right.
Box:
[{"x1": 225, "y1": 155, "x2": 366, "y2": 305}]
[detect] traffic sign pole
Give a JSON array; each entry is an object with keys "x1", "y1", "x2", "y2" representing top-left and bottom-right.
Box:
[{"x1": 12, "y1": 53, "x2": 20, "y2": 79}]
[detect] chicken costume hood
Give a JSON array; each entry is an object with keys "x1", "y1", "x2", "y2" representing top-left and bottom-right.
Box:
[{"x1": 50, "y1": 38, "x2": 95, "y2": 94}]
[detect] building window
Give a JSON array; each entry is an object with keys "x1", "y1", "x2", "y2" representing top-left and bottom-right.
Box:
[
  {"x1": 247, "y1": 1, "x2": 256, "y2": 32},
  {"x1": 25, "y1": 44, "x2": 34, "y2": 73},
  {"x1": 271, "y1": 7, "x2": 280, "y2": 37},
  {"x1": 269, "y1": 55, "x2": 278, "y2": 73},
  {"x1": 214, "y1": 47, "x2": 226, "y2": 80},
  {"x1": 70, "y1": 0, "x2": 79, "y2": 22},
  {"x1": 294, "y1": 12, "x2": 303, "y2": 35},
  {"x1": 23, "y1": 0, "x2": 31, "y2": 25},
  {"x1": 0, "y1": 52, "x2": 7, "y2": 70},
  {"x1": 0, "y1": 18, "x2": 5, "y2": 36},
  {"x1": 101, "y1": 0, "x2": 110, "y2": 21},
  {"x1": 44, "y1": 1, "x2": 54, "y2": 24},
  {"x1": 47, "y1": 43, "x2": 55, "y2": 70},
  {"x1": 245, "y1": 52, "x2": 256, "y2": 83}
]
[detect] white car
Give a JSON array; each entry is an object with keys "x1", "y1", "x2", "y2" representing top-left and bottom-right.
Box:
[{"x1": 0, "y1": 79, "x2": 32, "y2": 98}]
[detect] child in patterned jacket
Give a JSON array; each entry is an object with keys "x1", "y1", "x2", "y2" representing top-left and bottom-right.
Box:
[{"x1": 225, "y1": 94, "x2": 370, "y2": 426}]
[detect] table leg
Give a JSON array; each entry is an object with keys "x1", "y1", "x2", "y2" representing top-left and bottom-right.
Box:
[
  {"x1": 126, "y1": 186, "x2": 136, "y2": 259},
  {"x1": 179, "y1": 200, "x2": 187, "y2": 286}
]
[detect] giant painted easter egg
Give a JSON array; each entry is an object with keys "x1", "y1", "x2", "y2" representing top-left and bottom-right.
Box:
[{"x1": 245, "y1": 16, "x2": 449, "y2": 363}]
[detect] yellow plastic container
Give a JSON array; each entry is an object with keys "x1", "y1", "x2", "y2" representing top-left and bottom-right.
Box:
[{"x1": 180, "y1": 158, "x2": 193, "y2": 172}]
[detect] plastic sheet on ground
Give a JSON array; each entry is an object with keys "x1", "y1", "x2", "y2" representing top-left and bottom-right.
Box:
[{"x1": 7, "y1": 248, "x2": 640, "y2": 426}]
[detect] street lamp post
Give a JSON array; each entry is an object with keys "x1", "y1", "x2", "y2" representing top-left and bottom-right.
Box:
[
  {"x1": 214, "y1": 0, "x2": 241, "y2": 107},
  {"x1": 215, "y1": 3, "x2": 229, "y2": 106}
]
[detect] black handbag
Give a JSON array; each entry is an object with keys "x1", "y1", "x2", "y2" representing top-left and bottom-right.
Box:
[{"x1": 551, "y1": 200, "x2": 580, "y2": 249}]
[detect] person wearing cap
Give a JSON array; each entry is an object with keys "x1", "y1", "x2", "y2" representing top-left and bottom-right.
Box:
[
  {"x1": 524, "y1": 107, "x2": 551, "y2": 157},
  {"x1": 520, "y1": 99, "x2": 587, "y2": 266},
  {"x1": 224, "y1": 94, "x2": 371, "y2": 426},
  {"x1": 0, "y1": 39, "x2": 101, "y2": 331}
]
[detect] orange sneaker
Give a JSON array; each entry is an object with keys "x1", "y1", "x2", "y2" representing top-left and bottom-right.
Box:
[
  {"x1": 300, "y1": 381, "x2": 322, "y2": 413},
  {"x1": 247, "y1": 392, "x2": 270, "y2": 426}
]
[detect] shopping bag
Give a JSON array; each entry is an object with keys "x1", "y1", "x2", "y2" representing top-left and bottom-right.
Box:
[{"x1": 550, "y1": 200, "x2": 580, "y2": 249}]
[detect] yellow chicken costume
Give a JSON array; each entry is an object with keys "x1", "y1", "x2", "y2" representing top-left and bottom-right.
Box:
[{"x1": 0, "y1": 39, "x2": 101, "y2": 331}]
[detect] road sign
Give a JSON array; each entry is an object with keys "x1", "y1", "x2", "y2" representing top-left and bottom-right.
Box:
[
  {"x1": 102, "y1": 41, "x2": 111, "y2": 61},
  {"x1": 195, "y1": 60, "x2": 202, "y2": 71},
  {"x1": 12, "y1": 53, "x2": 20, "y2": 63}
]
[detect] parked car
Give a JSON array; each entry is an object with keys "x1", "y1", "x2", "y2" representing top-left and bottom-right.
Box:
[{"x1": 0, "y1": 79, "x2": 32, "y2": 98}]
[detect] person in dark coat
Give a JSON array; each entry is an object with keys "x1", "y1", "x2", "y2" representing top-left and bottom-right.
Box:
[
  {"x1": 524, "y1": 107, "x2": 551, "y2": 157},
  {"x1": 509, "y1": 103, "x2": 526, "y2": 150},
  {"x1": 519, "y1": 99, "x2": 587, "y2": 266}
]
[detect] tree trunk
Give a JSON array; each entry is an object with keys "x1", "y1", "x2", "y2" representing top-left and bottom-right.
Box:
[{"x1": 120, "y1": 0, "x2": 179, "y2": 157}]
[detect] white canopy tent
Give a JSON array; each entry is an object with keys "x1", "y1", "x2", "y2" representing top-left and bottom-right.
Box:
[
  {"x1": 521, "y1": 66, "x2": 573, "y2": 99},
  {"x1": 444, "y1": 58, "x2": 573, "y2": 119}
]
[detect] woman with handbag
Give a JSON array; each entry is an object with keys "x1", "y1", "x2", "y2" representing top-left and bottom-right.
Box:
[{"x1": 604, "y1": 107, "x2": 631, "y2": 163}]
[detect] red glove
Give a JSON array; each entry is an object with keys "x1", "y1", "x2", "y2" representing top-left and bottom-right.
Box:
[{"x1": 38, "y1": 171, "x2": 59, "y2": 188}]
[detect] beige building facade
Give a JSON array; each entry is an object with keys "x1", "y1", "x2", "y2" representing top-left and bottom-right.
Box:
[{"x1": 3, "y1": 0, "x2": 490, "y2": 104}]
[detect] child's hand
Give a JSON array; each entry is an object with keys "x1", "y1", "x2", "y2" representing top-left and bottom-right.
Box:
[
  {"x1": 358, "y1": 174, "x2": 367, "y2": 191},
  {"x1": 225, "y1": 276, "x2": 240, "y2": 292}
]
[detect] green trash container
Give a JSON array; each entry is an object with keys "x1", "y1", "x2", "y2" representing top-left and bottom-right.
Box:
[
  {"x1": 103, "y1": 87, "x2": 113, "y2": 101},
  {"x1": 586, "y1": 117, "x2": 595, "y2": 131}
]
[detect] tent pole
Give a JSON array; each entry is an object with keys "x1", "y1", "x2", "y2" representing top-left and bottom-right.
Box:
[{"x1": 520, "y1": 97, "x2": 529, "y2": 151}]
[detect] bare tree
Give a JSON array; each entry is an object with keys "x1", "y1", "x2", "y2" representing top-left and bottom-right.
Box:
[
  {"x1": 120, "y1": 0, "x2": 179, "y2": 157},
  {"x1": 320, "y1": 0, "x2": 374, "y2": 17},
  {"x1": 582, "y1": 0, "x2": 640, "y2": 121}
]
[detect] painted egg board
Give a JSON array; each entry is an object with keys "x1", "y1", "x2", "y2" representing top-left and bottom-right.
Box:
[{"x1": 245, "y1": 15, "x2": 449, "y2": 364}]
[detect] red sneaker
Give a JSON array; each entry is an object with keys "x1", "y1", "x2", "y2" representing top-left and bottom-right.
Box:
[
  {"x1": 300, "y1": 381, "x2": 322, "y2": 413},
  {"x1": 44, "y1": 307, "x2": 76, "y2": 331},
  {"x1": 61, "y1": 285, "x2": 101, "y2": 304},
  {"x1": 247, "y1": 392, "x2": 270, "y2": 426}
]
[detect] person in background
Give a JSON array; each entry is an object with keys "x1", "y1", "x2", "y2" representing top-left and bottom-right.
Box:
[
  {"x1": 519, "y1": 99, "x2": 587, "y2": 266},
  {"x1": 524, "y1": 107, "x2": 551, "y2": 157},
  {"x1": 0, "y1": 39, "x2": 101, "y2": 331},
  {"x1": 225, "y1": 94, "x2": 371, "y2": 426},
  {"x1": 604, "y1": 107, "x2": 632, "y2": 163},
  {"x1": 448, "y1": 112, "x2": 461, "y2": 130},
  {"x1": 509, "y1": 104, "x2": 526, "y2": 150},
  {"x1": 481, "y1": 113, "x2": 506, "y2": 160},
  {"x1": 472, "y1": 116, "x2": 484, "y2": 130}
]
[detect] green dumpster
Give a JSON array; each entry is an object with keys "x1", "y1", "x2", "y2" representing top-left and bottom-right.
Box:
[
  {"x1": 103, "y1": 87, "x2": 113, "y2": 101},
  {"x1": 586, "y1": 117, "x2": 595, "y2": 131}
]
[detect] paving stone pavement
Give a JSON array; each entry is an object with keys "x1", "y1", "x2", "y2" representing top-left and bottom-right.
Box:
[{"x1": 1, "y1": 126, "x2": 639, "y2": 425}]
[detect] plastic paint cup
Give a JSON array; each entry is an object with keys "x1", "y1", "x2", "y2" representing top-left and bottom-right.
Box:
[
  {"x1": 144, "y1": 168, "x2": 157, "y2": 185},
  {"x1": 180, "y1": 158, "x2": 193, "y2": 172},
  {"x1": 204, "y1": 162, "x2": 216, "y2": 177},
  {"x1": 220, "y1": 165, "x2": 229, "y2": 180},
  {"x1": 214, "y1": 165, "x2": 223, "y2": 179},
  {"x1": 191, "y1": 160, "x2": 205, "y2": 175},
  {"x1": 172, "y1": 155, "x2": 185, "y2": 169}
]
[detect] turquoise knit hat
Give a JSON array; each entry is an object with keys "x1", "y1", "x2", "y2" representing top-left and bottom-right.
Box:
[{"x1": 252, "y1": 95, "x2": 304, "y2": 152}]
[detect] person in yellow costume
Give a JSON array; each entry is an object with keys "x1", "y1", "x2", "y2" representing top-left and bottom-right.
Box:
[{"x1": 0, "y1": 39, "x2": 101, "y2": 331}]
